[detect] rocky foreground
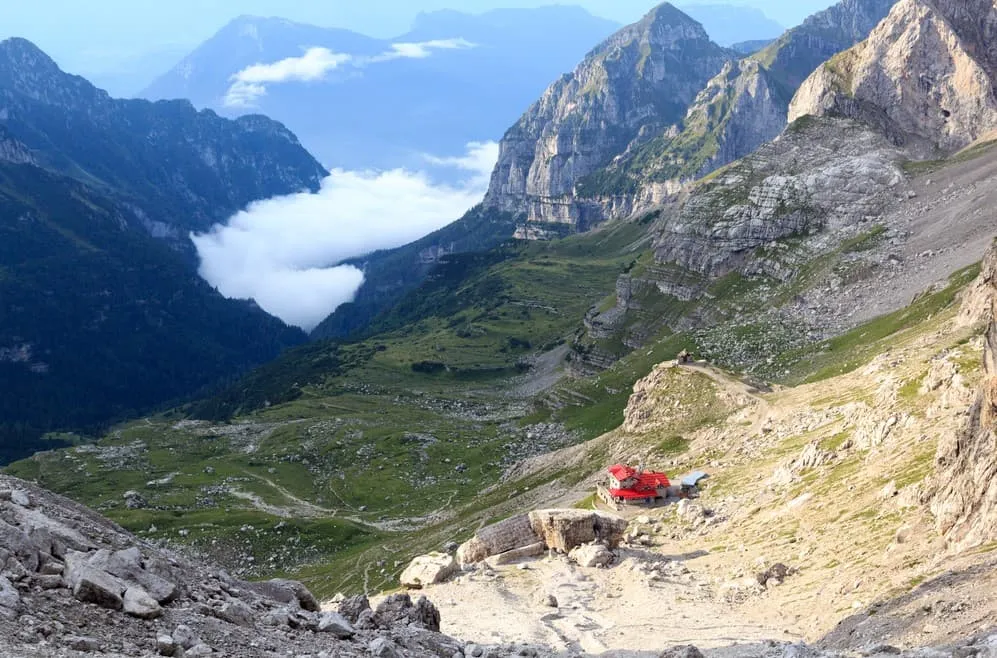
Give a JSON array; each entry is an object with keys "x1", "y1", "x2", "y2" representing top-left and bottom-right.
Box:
[{"x1": 0, "y1": 474, "x2": 549, "y2": 658}]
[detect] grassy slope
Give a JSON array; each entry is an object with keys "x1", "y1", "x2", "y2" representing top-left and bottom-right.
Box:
[
  {"x1": 7, "y1": 135, "x2": 992, "y2": 598},
  {"x1": 5, "y1": 216, "x2": 652, "y2": 593}
]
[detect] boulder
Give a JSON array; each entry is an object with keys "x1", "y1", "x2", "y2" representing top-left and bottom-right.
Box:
[
  {"x1": 528, "y1": 509, "x2": 628, "y2": 553},
  {"x1": 249, "y1": 578, "x2": 319, "y2": 612},
  {"x1": 457, "y1": 514, "x2": 540, "y2": 565},
  {"x1": 338, "y1": 594, "x2": 372, "y2": 624},
  {"x1": 316, "y1": 611, "x2": 355, "y2": 639},
  {"x1": 400, "y1": 552, "x2": 458, "y2": 589},
  {"x1": 65, "y1": 554, "x2": 126, "y2": 610},
  {"x1": 568, "y1": 543, "x2": 614, "y2": 568},
  {"x1": 10, "y1": 489, "x2": 30, "y2": 507},
  {"x1": 659, "y1": 646, "x2": 704, "y2": 658},
  {"x1": 216, "y1": 599, "x2": 254, "y2": 626},
  {"x1": 155, "y1": 634, "x2": 177, "y2": 656},
  {"x1": 676, "y1": 499, "x2": 705, "y2": 521},
  {"x1": 369, "y1": 637, "x2": 403, "y2": 658},
  {"x1": 0, "y1": 575, "x2": 21, "y2": 619},
  {"x1": 123, "y1": 586, "x2": 162, "y2": 619},
  {"x1": 172, "y1": 624, "x2": 200, "y2": 650},
  {"x1": 485, "y1": 542, "x2": 546, "y2": 566},
  {"x1": 374, "y1": 593, "x2": 441, "y2": 632},
  {"x1": 756, "y1": 563, "x2": 793, "y2": 588},
  {"x1": 538, "y1": 593, "x2": 558, "y2": 608},
  {"x1": 98, "y1": 547, "x2": 179, "y2": 604},
  {"x1": 412, "y1": 595, "x2": 442, "y2": 632},
  {"x1": 66, "y1": 636, "x2": 102, "y2": 652}
]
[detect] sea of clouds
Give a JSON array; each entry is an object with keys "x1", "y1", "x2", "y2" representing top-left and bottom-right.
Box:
[{"x1": 192, "y1": 141, "x2": 498, "y2": 331}]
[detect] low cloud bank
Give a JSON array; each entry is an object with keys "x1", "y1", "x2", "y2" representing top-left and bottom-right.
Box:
[
  {"x1": 225, "y1": 38, "x2": 475, "y2": 107},
  {"x1": 192, "y1": 141, "x2": 499, "y2": 331}
]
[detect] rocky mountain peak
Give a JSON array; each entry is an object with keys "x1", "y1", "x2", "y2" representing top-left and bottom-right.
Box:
[
  {"x1": 0, "y1": 37, "x2": 107, "y2": 109},
  {"x1": 789, "y1": 0, "x2": 997, "y2": 155},
  {"x1": 483, "y1": 2, "x2": 731, "y2": 225},
  {"x1": 0, "y1": 37, "x2": 60, "y2": 74},
  {"x1": 615, "y1": 2, "x2": 711, "y2": 45}
]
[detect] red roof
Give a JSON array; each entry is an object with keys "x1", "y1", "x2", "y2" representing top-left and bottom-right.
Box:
[
  {"x1": 608, "y1": 464, "x2": 636, "y2": 481},
  {"x1": 607, "y1": 466, "x2": 670, "y2": 500}
]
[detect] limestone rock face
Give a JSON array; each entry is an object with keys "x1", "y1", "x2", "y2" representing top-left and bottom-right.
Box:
[
  {"x1": 931, "y1": 243, "x2": 997, "y2": 547},
  {"x1": 789, "y1": 0, "x2": 997, "y2": 156},
  {"x1": 457, "y1": 514, "x2": 542, "y2": 565},
  {"x1": 528, "y1": 509, "x2": 628, "y2": 553},
  {"x1": 484, "y1": 3, "x2": 732, "y2": 222},
  {"x1": 456, "y1": 509, "x2": 628, "y2": 564},
  {"x1": 399, "y1": 553, "x2": 458, "y2": 589},
  {"x1": 653, "y1": 117, "x2": 904, "y2": 280}
]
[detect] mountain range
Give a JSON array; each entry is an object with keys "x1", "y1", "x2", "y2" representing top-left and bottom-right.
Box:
[
  {"x1": 141, "y1": 8, "x2": 622, "y2": 172},
  {"x1": 6, "y1": 0, "x2": 997, "y2": 652},
  {"x1": 316, "y1": 0, "x2": 896, "y2": 339},
  {"x1": 0, "y1": 37, "x2": 325, "y2": 462}
]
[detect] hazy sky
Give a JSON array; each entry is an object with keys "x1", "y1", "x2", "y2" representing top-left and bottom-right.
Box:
[{"x1": 4, "y1": 1, "x2": 835, "y2": 78}]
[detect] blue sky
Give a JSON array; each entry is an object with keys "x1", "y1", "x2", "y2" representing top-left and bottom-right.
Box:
[{"x1": 3, "y1": 1, "x2": 836, "y2": 80}]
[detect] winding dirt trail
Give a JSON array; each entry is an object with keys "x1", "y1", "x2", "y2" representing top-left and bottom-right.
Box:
[{"x1": 679, "y1": 362, "x2": 772, "y2": 437}]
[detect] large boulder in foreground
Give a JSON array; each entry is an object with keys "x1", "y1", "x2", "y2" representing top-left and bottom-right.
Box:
[
  {"x1": 400, "y1": 553, "x2": 458, "y2": 589},
  {"x1": 528, "y1": 509, "x2": 628, "y2": 553},
  {"x1": 457, "y1": 509, "x2": 627, "y2": 564},
  {"x1": 457, "y1": 514, "x2": 542, "y2": 565}
]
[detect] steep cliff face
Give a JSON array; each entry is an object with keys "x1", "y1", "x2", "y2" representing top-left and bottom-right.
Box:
[
  {"x1": 759, "y1": 0, "x2": 899, "y2": 92},
  {"x1": 931, "y1": 244, "x2": 997, "y2": 549},
  {"x1": 579, "y1": 0, "x2": 897, "y2": 211},
  {"x1": 651, "y1": 117, "x2": 905, "y2": 280},
  {"x1": 583, "y1": 116, "x2": 908, "y2": 357},
  {"x1": 0, "y1": 37, "x2": 327, "y2": 238},
  {"x1": 789, "y1": 0, "x2": 997, "y2": 155},
  {"x1": 580, "y1": 59, "x2": 787, "y2": 198},
  {"x1": 483, "y1": 3, "x2": 732, "y2": 226}
]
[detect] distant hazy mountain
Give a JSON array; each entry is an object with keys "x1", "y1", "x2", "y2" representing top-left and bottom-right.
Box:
[
  {"x1": 0, "y1": 38, "x2": 326, "y2": 244},
  {"x1": 730, "y1": 38, "x2": 775, "y2": 54},
  {"x1": 141, "y1": 7, "x2": 621, "y2": 171},
  {"x1": 0, "y1": 38, "x2": 326, "y2": 461},
  {"x1": 79, "y1": 45, "x2": 192, "y2": 98},
  {"x1": 678, "y1": 4, "x2": 784, "y2": 45}
]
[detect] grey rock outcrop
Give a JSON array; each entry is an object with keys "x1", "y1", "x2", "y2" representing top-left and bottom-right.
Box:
[
  {"x1": 484, "y1": 3, "x2": 732, "y2": 227},
  {"x1": 649, "y1": 116, "x2": 904, "y2": 285},
  {"x1": 931, "y1": 243, "x2": 997, "y2": 547},
  {"x1": 373, "y1": 593, "x2": 441, "y2": 632},
  {"x1": 457, "y1": 509, "x2": 628, "y2": 565},
  {"x1": 790, "y1": 0, "x2": 997, "y2": 156},
  {"x1": 316, "y1": 611, "x2": 356, "y2": 638}
]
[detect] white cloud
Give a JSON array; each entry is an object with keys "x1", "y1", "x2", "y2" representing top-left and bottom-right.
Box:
[
  {"x1": 225, "y1": 47, "x2": 353, "y2": 107},
  {"x1": 423, "y1": 141, "x2": 500, "y2": 187},
  {"x1": 224, "y1": 39, "x2": 476, "y2": 108},
  {"x1": 192, "y1": 141, "x2": 499, "y2": 331},
  {"x1": 375, "y1": 38, "x2": 477, "y2": 61}
]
